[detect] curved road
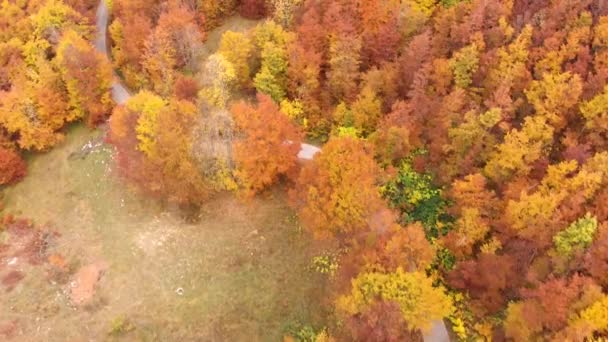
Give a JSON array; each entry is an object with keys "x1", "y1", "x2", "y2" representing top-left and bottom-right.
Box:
[
  {"x1": 95, "y1": 1, "x2": 131, "y2": 104},
  {"x1": 93, "y1": 0, "x2": 319, "y2": 159},
  {"x1": 93, "y1": 2, "x2": 446, "y2": 340}
]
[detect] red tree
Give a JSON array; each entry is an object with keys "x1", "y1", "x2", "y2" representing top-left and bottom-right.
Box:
[
  {"x1": 0, "y1": 147, "x2": 26, "y2": 185},
  {"x1": 240, "y1": 0, "x2": 266, "y2": 19}
]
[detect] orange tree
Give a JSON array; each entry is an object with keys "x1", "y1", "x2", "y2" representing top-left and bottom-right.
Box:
[
  {"x1": 290, "y1": 136, "x2": 383, "y2": 240},
  {"x1": 232, "y1": 93, "x2": 301, "y2": 197}
]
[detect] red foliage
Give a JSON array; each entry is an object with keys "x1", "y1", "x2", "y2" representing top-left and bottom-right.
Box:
[
  {"x1": 584, "y1": 223, "x2": 608, "y2": 287},
  {"x1": 295, "y1": 1, "x2": 325, "y2": 53},
  {"x1": 173, "y1": 75, "x2": 199, "y2": 102},
  {"x1": 361, "y1": 14, "x2": 401, "y2": 67},
  {"x1": 0, "y1": 147, "x2": 26, "y2": 185},
  {"x1": 448, "y1": 253, "x2": 518, "y2": 316},
  {"x1": 343, "y1": 301, "x2": 423, "y2": 342},
  {"x1": 240, "y1": 0, "x2": 266, "y2": 19},
  {"x1": 519, "y1": 275, "x2": 599, "y2": 333},
  {"x1": 105, "y1": 106, "x2": 150, "y2": 188}
]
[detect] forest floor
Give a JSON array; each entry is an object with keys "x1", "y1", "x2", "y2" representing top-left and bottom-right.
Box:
[{"x1": 0, "y1": 126, "x2": 326, "y2": 340}]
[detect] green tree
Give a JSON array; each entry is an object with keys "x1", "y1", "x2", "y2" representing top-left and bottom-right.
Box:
[
  {"x1": 253, "y1": 20, "x2": 293, "y2": 102},
  {"x1": 382, "y1": 161, "x2": 447, "y2": 238},
  {"x1": 450, "y1": 43, "x2": 480, "y2": 89},
  {"x1": 254, "y1": 42, "x2": 289, "y2": 102},
  {"x1": 554, "y1": 213, "x2": 598, "y2": 258}
]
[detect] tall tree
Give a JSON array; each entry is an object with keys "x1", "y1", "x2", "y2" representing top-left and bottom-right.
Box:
[
  {"x1": 56, "y1": 30, "x2": 114, "y2": 126},
  {"x1": 290, "y1": 136, "x2": 383, "y2": 240},
  {"x1": 108, "y1": 91, "x2": 211, "y2": 205},
  {"x1": 218, "y1": 31, "x2": 253, "y2": 88},
  {"x1": 141, "y1": 27, "x2": 177, "y2": 96},
  {"x1": 231, "y1": 94, "x2": 301, "y2": 197},
  {"x1": 337, "y1": 268, "x2": 453, "y2": 332}
]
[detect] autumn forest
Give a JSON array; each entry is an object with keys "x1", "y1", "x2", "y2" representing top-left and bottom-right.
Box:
[{"x1": 1, "y1": 0, "x2": 608, "y2": 340}]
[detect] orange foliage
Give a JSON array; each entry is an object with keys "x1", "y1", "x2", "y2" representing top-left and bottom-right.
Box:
[
  {"x1": 0, "y1": 147, "x2": 26, "y2": 185},
  {"x1": 232, "y1": 94, "x2": 301, "y2": 197},
  {"x1": 290, "y1": 136, "x2": 383, "y2": 240}
]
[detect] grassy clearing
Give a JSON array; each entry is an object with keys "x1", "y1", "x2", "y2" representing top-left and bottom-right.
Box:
[{"x1": 0, "y1": 125, "x2": 327, "y2": 341}]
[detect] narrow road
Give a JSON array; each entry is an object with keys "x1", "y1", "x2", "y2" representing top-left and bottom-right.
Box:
[
  {"x1": 93, "y1": 0, "x2": 319, "y2": 159},
  {"x1": 95, "y1": 1, "x2": 131, "y2": 105},
  {"x1": 93, "y1": 3, "x2": 450, "y2": 340},
  {"x1": 424, "y1": 321, "x2": 451, "y2": 342}
]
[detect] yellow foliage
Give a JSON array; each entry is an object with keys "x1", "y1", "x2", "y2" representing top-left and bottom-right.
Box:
[
  {"x1": 109, "y1": 20, "x2": 126, "y2": 67},
  {"x1": 218, "y1": 30, "x2": 253, "y2": 87},
  {"x1": 199, "y1": 53, "x2": 237, "y2": 108},
  {"x1": 405, "y1": 0, "x2": 437, "y2": 18},
  {"x1": 505, "y1": 191, "x2": 562, "y2": 233},
  {"x1": 451, "y1": 207, "x2": 491, "y2": 251},
  {"x1": 280, "y1": 99, "x2": 306, "y2": 127},
  {"x1": 580, "y1": 84, "x2": 608, "y2": 131},
  {"x1": 484, "y1": 116, "x2": 554, "y2": 181},
  {"x1": 337, "y1": 268, "x2": 454, "y2": 332},
  {"x1": 480, "y1": 236, "x2": 502, "y2": 255},
  {"x1": 578, "y1": 295, "x2": 608, "y2": 332},
  {"x1": 505, "y1": 302, "x2": 536, "y2": 341},
  {"x1": 525, "y1": 72, "x2": 583, "y2": 129},
  {"x1": 30, "y1": 0, "x2": 88, "y2": 39},
  {"x1": 126, "y1": 91, "x2": 167, "y2": 157},
  {"x1": 351, "y1": 86, "x2": 382, "y2": 136}
]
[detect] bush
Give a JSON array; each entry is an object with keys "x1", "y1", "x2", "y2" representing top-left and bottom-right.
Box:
[{"x1": 0, "y1": 148, "x2": 26, "y2": 185}]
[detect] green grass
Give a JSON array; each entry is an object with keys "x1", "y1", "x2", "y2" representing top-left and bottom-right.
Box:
[{"x1": 0, "y1": 125, "x2": 327, "y2": 341}]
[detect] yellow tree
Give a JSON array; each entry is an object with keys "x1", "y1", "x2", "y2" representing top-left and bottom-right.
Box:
[
  {"x1": 525, "y1": 71, "x2": 583, "y2": 130},
  {"x1": 218, "y1": 30, "x2": 253, "y2": 88},
  {"x1": 109, "y1": 91, "x2": 211, "y2": 204},
  {"x1": 580, "y1": 84, "x2": 608, "y2": 148},
  {"x1": 290, "y1": 136, "x2": 383, "y2": 240},
  {"x1": 199, "y1": 53, "x2": 236, "y2": 108},
  {"x1": 484, "y1": 116, "x2": 554, "y2": 182},
  {"x1": 337, "y1": 268, "x2": 453, "y2": 332},
  {"x1": 126, "y1": 91, "x2": 168, "y2": 157},
  {"x1": 351, "y1": 86, "x2": 382, "y2": 136},
  {"x1": 450, "y1": 43, "x2": 480, "y2": 89},
  {"x1": 30, "y1": 0, "x2": 89, "y2": 40},
  {"x1": 0, "y1": 55, "x2": 69, "y2": 150}
]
